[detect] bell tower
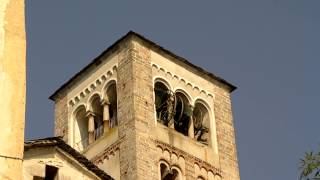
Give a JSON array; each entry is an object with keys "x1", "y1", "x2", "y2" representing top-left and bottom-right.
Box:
[{"x1": 50, "y1": 31, "x2": 240, "y2": 180}]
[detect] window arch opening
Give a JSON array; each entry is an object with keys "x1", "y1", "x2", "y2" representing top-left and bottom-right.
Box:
[
  {"x1": 193, "y1": 102, "x2": 210, "y2": 145},
  {"x1": 174, "y1": 92, "x2": 192, "y2": 136},
  {"x1": 160, "y1": 163, "x2": 181, "y2": 180},
  {"x1": 154, "y1": 81, "x2": 174, "y2": 126},
  {"x1": 91, "y1": 95, "x2": 104, "y2": 139},
  {"x1": 105, "y1": 83, "x2": 117, "y2": 128},
  {"x1": 74, "y1": 106, "x2": 88, "y2": 150}
]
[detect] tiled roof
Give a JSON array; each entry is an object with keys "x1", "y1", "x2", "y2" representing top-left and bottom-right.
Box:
[
  {"x1": 24, "y1": 137, "x2": 113, "y2": 180},
  {"x1": 49, "y1": 31, "x2": 236, "y2": 101}
]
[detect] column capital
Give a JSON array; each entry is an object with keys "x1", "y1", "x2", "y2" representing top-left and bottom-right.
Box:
[
  {"x1": 86, "y1": 111, "x2": 96, "y2": 118},
  {"x1": 101, "y1": 99, "x2": 110, "y2": 106}
]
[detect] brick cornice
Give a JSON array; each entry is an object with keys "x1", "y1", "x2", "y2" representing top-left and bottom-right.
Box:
[
  {"x1": 91, "y1": 137, "x2": 124, "y2": 165},
  {"x1": 153, "y1": 139, "x2": 222, "y2": 177}
]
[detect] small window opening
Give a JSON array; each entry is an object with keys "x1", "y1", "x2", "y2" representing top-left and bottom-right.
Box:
[
  {"x1": 33, "y1": 176, "x2": 44, "y2": 180},
  {"x1": 193, "y1": 103, "x2": 210, "y2": 145},
  {"x1": 160, "y1": 163, "x2": 180, "y2": 180},
  {"x1": 45, "y1": 165, "x2": 58, "y2": 180}
]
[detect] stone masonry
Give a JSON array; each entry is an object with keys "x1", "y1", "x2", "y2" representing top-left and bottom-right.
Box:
[
  {"x1": 214, "y1": 85, "x2": 240, "y2": 180},
  {"x1": 54, "y1": 91, "x2": 69, "y2": 142},
  {"x1": 117, "y1": 37, "x2": 158, "y2": 179},
  {"x1": 50, "y1": 32, "x2": 240, "y2": 180}
]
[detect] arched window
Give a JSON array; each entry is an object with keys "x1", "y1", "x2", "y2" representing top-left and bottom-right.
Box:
[
  {"x1": 197, "y1": 176, "x2": 205, "y2": 180},
  {"x1": 105, "y1": 82, "x2": 117, "y2": 127},
  {"x1": 74, "y1": 105, "x2": 88, "y2": 150},
  {"x1": 174, "y1": 91, "x2": 192, "y2": 136},
  {"x1": 90, "y1": 95, "x2": 104, "y2": 139},
  {"x1": 159, "y1": 162, "x2": 181, "y2": 180},
  {"x1": 154, "y1": 81, "x2": 172, "y2": 126},
  {"x1": 193, "y1": 102, "x2": 210, "y2": 145}
]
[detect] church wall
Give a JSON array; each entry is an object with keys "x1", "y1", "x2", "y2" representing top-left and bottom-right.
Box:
[
  {"x1": 148, "y1": 43, "x2": 239, "y2": 179},
  {"x1": 23, "y1": 147, "x2": 101, "y2": 180},
  {"x1": 94, "y1": 149, "x2": 120, "y2": 180},
  {"x1": 54, "y1": 49, "x2": 118, "y2": 147},
  {"x1": 116, "y1": 37, "x2": 158, "y2": 180},
  {"x1": 52, "y1": 33, "x2": 239, "y2": 180},
  {"x1": 83, "y1": 127, "x2": 119, "y2": 160},
  {"x1": 54, "y1": 91, "x2": 69, "y2": 142},
  {"x1": 213, "y1": 87, "x2": 240, "y2": 180},
  {"x1": 151, "y1": 49, "x2": 219, "y2": 154}
]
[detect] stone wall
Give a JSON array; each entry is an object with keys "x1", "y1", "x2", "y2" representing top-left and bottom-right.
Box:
[
  {"x1": 23, "y1": 147, "x2": 101, "y2": 179},
  {"x1": 54, "y1": 92, "x2": 69, "y2": 142},
  {"x1": 214, "y1": 85, "x2": 240, "y2": 180},
  {"x1": 0, "y1": 0, "x2": 26, "y2": 179},
  {"x1": 117, "y1": 37, "x2": 158, "y2": 180}
]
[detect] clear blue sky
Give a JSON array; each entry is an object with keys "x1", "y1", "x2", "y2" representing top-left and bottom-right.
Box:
[{"x1": 25, "y1": 1, "x2": 316, "y2": 179}]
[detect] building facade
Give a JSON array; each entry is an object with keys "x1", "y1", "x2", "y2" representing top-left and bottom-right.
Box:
[{"x1": 49, "y1": 31, "x2": 240, "y2": 180}]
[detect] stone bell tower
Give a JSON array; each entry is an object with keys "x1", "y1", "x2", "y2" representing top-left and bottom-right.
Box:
[{"x1": 50, "y1": 31, "x2": 240, "y2": 180}]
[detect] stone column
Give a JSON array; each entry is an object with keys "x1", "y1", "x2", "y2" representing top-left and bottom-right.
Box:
[
  {"x1": 87, "y1": 111, "x2": 95, "y2": 144},
  {"x1": 168, "y1": 94, "x2": 175, "y2": 129},
  {"x1": 0, "y1": 0, "x2": 26, "y2": 180},
  {"x1": 101, "y1": 99, "x2": 110, "y2": 134},
  {"x1": 188, "y1": 106, "x2": 194, "y2": 139}
]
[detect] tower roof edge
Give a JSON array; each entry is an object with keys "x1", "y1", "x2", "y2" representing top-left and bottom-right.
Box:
[{"x1": 49, "y1": 31, "x2": 236, "y2": 101}]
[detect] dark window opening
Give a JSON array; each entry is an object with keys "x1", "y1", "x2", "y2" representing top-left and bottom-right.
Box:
[
  {"x1": 91, "y1": 96, "x2": 104, "y2": 139},
  {"x1": 33, "y1": 176, "x2": 44, "y2": 180},
  {"x1": 193, "y1": 103, "x2": 210, "y2": 145},
  {"x1": 45, "y1": 165, "x2": 58, "y2": 180},
  {"x1": 106, "y1": 83, "x2": 118, "y2": 128},
  {"x1": 160, "y1": 163, "x2": 180, "y2": 180},
  {"x1": 173, "y1": 92, "x2": 191, "y2": 136},
  {"x1": 154, "y1": 82, "x2": 172, "y2": 126}
]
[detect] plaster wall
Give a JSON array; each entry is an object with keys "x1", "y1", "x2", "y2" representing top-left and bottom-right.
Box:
[
  {"x1": 23, "y1": 148, "x2": 100, "y2": 180},
  {"x1": 83, "y1": 127, "x2": 118, "y2": 159},
  {"x1": 96, "y1": 150, "x2": 120, "y2": 180},
  {"x1": 0, "y1": 0, "x2": 26, "y2": 179}
]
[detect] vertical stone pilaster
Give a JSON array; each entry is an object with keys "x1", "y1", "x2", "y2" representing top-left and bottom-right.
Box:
[
  {"x1": 54, "y1": 92, "x2": 69, "y2": 142},
  {"x1": 215, "y1": 87, "x2": 240, "y2": 180},
  {"x1": 0, "y1": 0, "x2": 26, "y2": 179},
  {"x1": 117, "y1": 37, "x2": 158, "y2": 180},
  {"x1": 185, "y1": 157, "x2": 195, "y2": 180}
]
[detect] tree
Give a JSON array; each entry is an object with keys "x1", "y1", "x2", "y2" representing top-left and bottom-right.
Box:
[{"x1": 300, "y1": 149, "x2": 320, "y2": 180}]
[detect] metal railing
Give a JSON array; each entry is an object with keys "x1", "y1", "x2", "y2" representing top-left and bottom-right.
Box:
[
  {"x1": 74, "y1": 125, "x2": 105, "y2": 152},
  {"x1": 94, "y1": 125, "x2": 104, "y2": 140}
]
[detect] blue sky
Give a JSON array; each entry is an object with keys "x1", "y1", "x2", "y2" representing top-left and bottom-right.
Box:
[{"x1": 25, "y1": 1, "x2": 316, "y2": 179}]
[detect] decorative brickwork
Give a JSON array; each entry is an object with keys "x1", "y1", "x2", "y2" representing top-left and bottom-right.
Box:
[
  {"x1": 154, "y1": 140, "x2": 222, "y2": 177},
  {"x1": 91, "y1": 138, "x2": 123, "y2": 165}
]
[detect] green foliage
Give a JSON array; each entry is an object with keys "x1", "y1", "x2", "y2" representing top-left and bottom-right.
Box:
[{"x1": 300, "y1": 149, "x2": 320, "y2": 180}]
